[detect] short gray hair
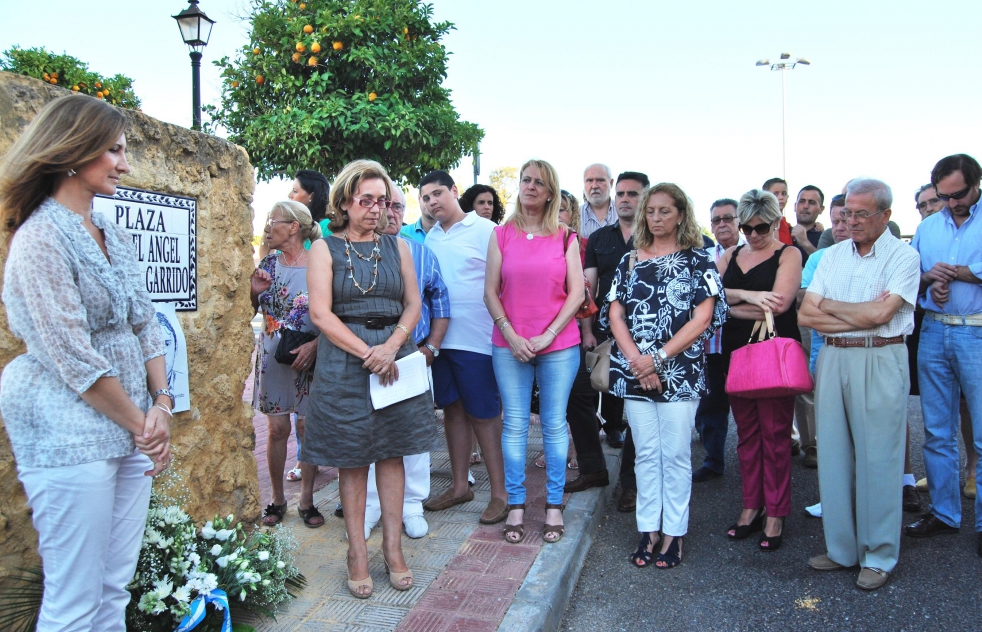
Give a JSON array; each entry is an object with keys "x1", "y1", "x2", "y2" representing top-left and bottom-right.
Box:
[
  {"x1": 737, "y1": 189, "x2": 782, "y2": 225},
  {"x1": 846, "y1": 178, "x2": 892, "y2": 212},
  {"x1": 583, "y1": 163, "x2": 612, "y2": 179}
]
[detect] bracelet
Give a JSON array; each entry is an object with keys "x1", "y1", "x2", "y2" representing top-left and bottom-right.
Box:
[
  {"x1": 546, "y1": 327, "x2": 558, "y2": 337},
  {"x1": 498, "y1": 319, "x2": 511, "y2": 332},
  {"x1": 395, "y1": 324, "x2": 411, "y2": 340},
  {"x1": 493, "y1": 314, "x2": 507, "y2": 324},
  {"x1": 154, "y1": 403, "x2": 173, "y2": 418}
]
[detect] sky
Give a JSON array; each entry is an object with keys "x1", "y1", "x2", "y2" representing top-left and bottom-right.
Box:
[{"x1": 2, "y1": 0, "x2": 979, "y2": 236}]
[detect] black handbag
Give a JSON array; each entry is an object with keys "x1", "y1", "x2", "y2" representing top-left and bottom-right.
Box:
[{"x1": 274, "y1": 329, "x2": 318, "y2": 367}]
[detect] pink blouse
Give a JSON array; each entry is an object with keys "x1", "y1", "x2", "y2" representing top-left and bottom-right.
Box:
[{"x1": 491, "y1": 225, "x2": 581, "y2": 354}]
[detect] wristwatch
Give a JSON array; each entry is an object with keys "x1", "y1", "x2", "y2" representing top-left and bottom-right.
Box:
[
  {"x1": 153, "y1": 388, "x2": 175, "y2": 407},
  {"x1": 424, "y1": 343, "x2": 440, "y2": 357}
]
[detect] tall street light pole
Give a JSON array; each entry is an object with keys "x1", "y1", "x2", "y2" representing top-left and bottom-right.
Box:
[
  {"x1": 172, "y1": 1, "x2": 216, "y2": 131},
  {"x1": 756, "y1": 53, "x2": 810, "y2": 179}
]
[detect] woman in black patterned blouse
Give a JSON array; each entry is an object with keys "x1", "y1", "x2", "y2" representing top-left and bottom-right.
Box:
[{"x1": 608, "y1": 183, "x2": 728, "y2": 569}]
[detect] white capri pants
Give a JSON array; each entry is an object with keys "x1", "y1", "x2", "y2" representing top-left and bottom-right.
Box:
[
  {"x1": 17, "y1": 449, "x2": 153, "y2": 632},
  {"x1": 625, "y1": 399, "x2": 699, "y2": 536},
  {"x1": 365, "y1": 452, "x2": 430, "y2": 522}
]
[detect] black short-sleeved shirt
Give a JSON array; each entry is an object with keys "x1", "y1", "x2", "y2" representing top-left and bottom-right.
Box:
[{"x1": 585, "y1": 221, "x2": 633, "y2": 340}]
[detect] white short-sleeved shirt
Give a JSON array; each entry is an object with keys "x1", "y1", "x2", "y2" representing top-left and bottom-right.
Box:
[
  {"x1": 424, "y1": 211, "x2": 496, "y2": 354},
  {"x1": 807, "y1": 229, "x2": 920, "y2": 338}
]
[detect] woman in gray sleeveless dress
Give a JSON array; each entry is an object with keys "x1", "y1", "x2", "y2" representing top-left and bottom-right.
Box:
[{"x1": 305, "y1": 160, "x2": 437, "y2": 600}]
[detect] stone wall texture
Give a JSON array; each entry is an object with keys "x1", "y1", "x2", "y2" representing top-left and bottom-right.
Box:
[{"x1": 0, "y1": 72, "x2": 260, "y2": 580}]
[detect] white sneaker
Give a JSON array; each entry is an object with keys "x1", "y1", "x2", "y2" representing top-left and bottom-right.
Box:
[
  {"x1": 364, "y1": 515, "x2": 379, "y2": 541},
  {"x1": 805, "y1": 502, "x2": 822, "y2": 518},
  {"x1": 468, "y1": 470, "x2": 476, "y2": 486},
  {"x1": 403, "y1": 515, "x2": 428, "y2": 538}
]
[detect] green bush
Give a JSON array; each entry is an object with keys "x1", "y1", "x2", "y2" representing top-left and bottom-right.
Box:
[
  {"x1": 205, "y1": 0, "x2": 483, "y2": 183},
  {"x1": 0, "y1": 46, "x2": 140, "y2": 109}
]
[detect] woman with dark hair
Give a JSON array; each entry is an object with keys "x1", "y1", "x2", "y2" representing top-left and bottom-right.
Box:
[
  {"x1": 460, "y1": 183, "x2": 506, "y2": 224},
  {"x1": 291, "y1": 169, "x2": 331, "y2": 227},
  {"x1": 0, "y1": 95, "x2": 170, "y2": 630}
]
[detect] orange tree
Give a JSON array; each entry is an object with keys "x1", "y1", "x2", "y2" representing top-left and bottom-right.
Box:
[
  {"x1": 0, "y1": 46, "x2": 140, "y2": 109},
  {"x1": 206, "y1": 0, "x2": 483, "y2": 183}
]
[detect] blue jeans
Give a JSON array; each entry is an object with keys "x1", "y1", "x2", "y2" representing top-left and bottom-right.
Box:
[
  {"x1": 493, "y1": 345, "x2": 579, "y2": 505},
  {"x1": 918, "y1": 317, "x2": 982, "y2": 530}
]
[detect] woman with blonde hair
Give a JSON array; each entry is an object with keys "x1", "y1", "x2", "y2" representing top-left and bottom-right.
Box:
[
  {"x1": 250, "y1": 200, "x2": 323, "y2": 526},
  {"x1": 485, "y1": 159, "x2": 584, "y2": 544},
  {"x1": 608, "y1": 183, "x2": 727, "y2": 569},
  {"x1": 304, "y1": 159, "x2": 438, "y2": 599},
  {"x1": 0, "y1": 95, "x2": 170, "y2": 630}
]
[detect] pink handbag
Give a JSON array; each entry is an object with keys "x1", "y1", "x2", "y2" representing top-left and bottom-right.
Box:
[{"x1": 725, "y1": 310, "x2": 814, "y2": 398}]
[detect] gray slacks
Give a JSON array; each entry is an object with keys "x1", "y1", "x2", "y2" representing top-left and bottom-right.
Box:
[
  {"x1": 795, "y1": 324, "x2": 817, "y2": 450},
  {"x1": 815, "y1": 343, "x2": 908, "y2": 572}
]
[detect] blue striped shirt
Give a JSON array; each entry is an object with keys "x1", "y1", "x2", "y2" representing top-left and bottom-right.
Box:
[{"x1": 401, "y1": 236, "x2": 451, "y2": 343}]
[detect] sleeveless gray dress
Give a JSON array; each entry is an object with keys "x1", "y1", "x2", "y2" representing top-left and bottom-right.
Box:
[{"x1": 303, "y1": 234, "x2": 439, "y2": 468}]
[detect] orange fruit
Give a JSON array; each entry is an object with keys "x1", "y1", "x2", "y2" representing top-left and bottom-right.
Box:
[
  {"x1": 50, "y1": 72, "x2": 58, "y2": 79},
  {"x1": 308, "y1": 56, "x2": 318, "y2": 66},
  {"x1": 368, "y1": 92, "x2": 377, "y2": 101},
  {"x1": 292, "y1": 52, "x2": 301, "y2": 62},
  {"x1": 95, "y1": 82, "x2": 102, "y2": 88},
  {"x1": 253, "y1": 47, "x2": 261, "y2": 54},
  {"x1": 303, "y1": 24, "x2": 313, "y2": 34},
  {"x1": 332, "y1": 41, "x2": 343, "y2": 50},
  {"x1": 103, "y1": 86, "x2": 110, "y2": 94},
  {"x1": 404, "y1": 27, "x2": 409, "y2": 34},
  {"x1": 311, "y1": 42, "x2": 321, "y2": 53},
  {"x1": 296, "y1": 42, "x2": 306, "y2": 52},
  {"x1": 231, "y1": 80, "x2": 239, "y2": 88},
  {"x1": 256, "y1": 75, "x2": 265, "y2": 84},
  {"x1": 72, "y1": 85, "x2": 80, "y2": 91},
  {"x1": 43, "y1": 73, "x2": 50, "y2": 80},
  {"x1": 50, "y1": 78, "x2": 58, "y2": 85},
  {"x1": 299, "y1": 2, "x2": 306, "y2": 8},
  {"x1": 96, "y1": 91, "x2": 104, "y2": 98}
]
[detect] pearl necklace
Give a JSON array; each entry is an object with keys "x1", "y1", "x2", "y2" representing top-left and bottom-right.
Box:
[{"x1": 342, "y1": 232, "x2": 382, "y2": 294}]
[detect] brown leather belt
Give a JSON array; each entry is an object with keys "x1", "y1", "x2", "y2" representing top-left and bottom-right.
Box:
[{"x1": 824, "y1": 335, "x2": 904, "y2": 348}]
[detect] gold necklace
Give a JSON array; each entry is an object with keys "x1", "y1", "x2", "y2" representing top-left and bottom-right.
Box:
[{"x1": 342, "y1": 232, "x2": 382, "y2": 294}]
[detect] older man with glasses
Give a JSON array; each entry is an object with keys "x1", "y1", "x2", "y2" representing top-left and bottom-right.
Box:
[{"x1": 800, "y1": 178, "x2": 920, "y2": 591}]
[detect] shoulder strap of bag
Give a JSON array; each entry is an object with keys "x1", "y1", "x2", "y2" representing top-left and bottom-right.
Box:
[{"x1": 628, "y1": 249, "x2": 637, "y2": 272}]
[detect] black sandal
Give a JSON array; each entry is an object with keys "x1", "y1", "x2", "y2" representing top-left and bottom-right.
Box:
[
  {"x1": 261, "y1": 502, "x2": 287, "y2": 526},
  {"x1": 543, "y1": 503, "x2": 565, "y2": 544},
  {"x1": 630, "y1": 532, "x2": 660, "y2": 568},
  {"x1": 655, "y1": 536, "x2": 683, "y2": 569},
  {"x1": 298, "y1": 505, "x2": 325, "y2": 528},
  {"x1": 503, "y1": 504, "x2": 526, "y2": 544},
  {"x1": 727, "y1": 510, "x2": 764, "y2": 540},
  {"x1": 759, "y1": 518, "x2": 784, "y2": 552}
]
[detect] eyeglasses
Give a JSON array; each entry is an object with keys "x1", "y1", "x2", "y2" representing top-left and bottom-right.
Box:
[
  {"x1": 936, "y1": 185, "x2": 972, "y2": 202},
  {"x1": 390, "y1": 203, "x2": 405, "y2": 212},
  {"x1": 265, "y1": 218, "x2": 296, "y2": 227},
  {"x1": 711, "y1": 214, "x2": 736, "y2": 225},
  {"x1": 352, "y1": 195, "x2": 392, "y2": 210},
  {"x1": 739, "y1": 223, "x2": 772, "y2": 236},
  {"x1": 838, "y1": 209, "x2": 885, "y2": 221},
  {"x1": 916, "y1": 198, "x2": 941, "y2": 211}
]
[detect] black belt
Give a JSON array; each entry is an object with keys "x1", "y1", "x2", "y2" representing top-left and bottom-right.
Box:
[{"x1": 338, "y1": 314, "x2": 400, "y2": 329}]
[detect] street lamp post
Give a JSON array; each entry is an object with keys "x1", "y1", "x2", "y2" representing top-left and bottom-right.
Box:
[
  {"x1": 756, "y1": 53, "x2": 810, "y2": 179},
  {"x1": 172, "y1": 1, "x2": 216, "y2": 131}
]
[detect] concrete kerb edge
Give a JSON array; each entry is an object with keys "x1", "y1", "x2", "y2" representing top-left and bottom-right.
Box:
[{"x1": 497, "y1": 451, "x2": 622, "y2": 632}]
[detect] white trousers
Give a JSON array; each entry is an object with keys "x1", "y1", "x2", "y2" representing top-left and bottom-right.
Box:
[
  {"x1": 625, "y1": 399, "x2": 699, "y2": 536},
  {"x1": 18, "y1": 449, "x2": 153, "y2": 632},
  {"x1": 365, "y1": 453, "x2": 431, "y2": 522}
]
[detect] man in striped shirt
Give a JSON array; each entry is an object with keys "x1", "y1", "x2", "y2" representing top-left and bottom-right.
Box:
[{"x1": 579, "y1": 164, "x2": 618, "y2": 238}]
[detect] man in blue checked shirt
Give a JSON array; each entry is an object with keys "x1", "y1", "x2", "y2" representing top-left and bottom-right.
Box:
[
  {"x1": 905, "y1": 154, "x2": 982, "y2": 559},
  {"x1": 364, "y1": 187, "x2": 450, "y2": 540}
]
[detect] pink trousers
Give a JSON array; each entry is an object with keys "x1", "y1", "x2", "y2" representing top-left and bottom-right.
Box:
[{"x1": 730, "y1": 394, "x2": 795, "y2": 517}]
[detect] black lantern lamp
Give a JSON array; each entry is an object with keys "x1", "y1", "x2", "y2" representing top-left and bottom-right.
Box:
[{"x1": 172, "y1": 0, "x2": 216, "y2": 130}]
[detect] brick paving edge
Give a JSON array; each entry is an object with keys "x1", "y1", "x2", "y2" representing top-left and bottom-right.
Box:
[{"x1": 496, "y1": 451, "x2": 621, "y2": 632}]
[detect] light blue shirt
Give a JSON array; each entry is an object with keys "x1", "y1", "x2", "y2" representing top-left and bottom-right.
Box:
[
  {"x1": 801, "y1": 248, "x2": 828, "y2": 373},
  {"x1": 400, "y1": 236, "x2": 450, "y2": 344},
  {"x1": 911, "y1": 201, "x2": 982, "y2": 315},
  {"x1": 400, "y1": 219, "x2": 428, "y2": 245}
]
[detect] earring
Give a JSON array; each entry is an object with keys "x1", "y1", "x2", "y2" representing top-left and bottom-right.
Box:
[
  {"x1": 547, "y1": 198, "x2": 552, "y2": 202},
  {"x1": 67, "y1": 169, "x2": 76, "y2": 177}
]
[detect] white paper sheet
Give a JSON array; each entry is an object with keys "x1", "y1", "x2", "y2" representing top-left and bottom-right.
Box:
[{"x1": 369, "y1": 351, "x2": 430, "y2": 409}]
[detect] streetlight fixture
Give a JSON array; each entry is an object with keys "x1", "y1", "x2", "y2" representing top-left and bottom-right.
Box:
[
  {"x1": 756, "y1": 53, "x2": 810, "y2": 179},
  {"x1": 172, "y1": 0, "x2": 216, "y2": 131}
]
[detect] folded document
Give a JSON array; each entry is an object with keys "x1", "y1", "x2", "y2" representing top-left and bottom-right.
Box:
[{"x1": 369, "y1": 351, "x2": 429, "y2": 409}]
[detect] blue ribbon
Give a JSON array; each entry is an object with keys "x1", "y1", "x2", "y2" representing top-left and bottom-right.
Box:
[{"x1": 175, "y1": 589, "x2": 232, "y2": 632}]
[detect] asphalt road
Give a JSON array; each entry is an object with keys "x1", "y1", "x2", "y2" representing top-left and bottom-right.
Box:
[{"x1": 560, "y1": 397, "x2": 982, "y2": 632}]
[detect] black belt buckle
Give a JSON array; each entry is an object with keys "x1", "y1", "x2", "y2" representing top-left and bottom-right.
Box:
[{"x1": 365, "y1": 315, "x2": 384, "y2": 330}]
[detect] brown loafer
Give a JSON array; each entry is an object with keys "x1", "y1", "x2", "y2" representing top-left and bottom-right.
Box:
[
  {"x1": 423, "y1": 488, "x2": 474, "y2": 512},
  {"x1": 479, "y1": 497, "x2": 509, "y2": 524},
  {"x1": 564, "y1": 470, "x2": 610, "y2": 493},
  {"x1": 808, "y1": 554, "x2": 854, "y2": 571},
  {"x1": 856, "y1": 567, "x2": 890, "y2": 591},
  {"x1": 617, "y1": 489, "x2": 637, "y2": 513}
]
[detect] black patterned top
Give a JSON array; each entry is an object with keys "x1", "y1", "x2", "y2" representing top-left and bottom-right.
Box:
[{"x1": 607, "y1": 248, "x2": 728, "y2": 403}]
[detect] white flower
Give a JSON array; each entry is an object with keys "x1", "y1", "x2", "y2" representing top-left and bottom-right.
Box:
[
  {"x1": 188, "y1": 552, "x2": 201, "y2": 567},
  {"x1": 173, "y1": 585, "x2": 192, "y2": 603},
  {"x1": 262, "y1": 579, "x2": 270, "y2": 586},
  {"x1": 227, "y1": 514, "x2": 235, "y2": 523},
  {"x1": 276, "y1": 561, "x2": 285, "y2": 569},
  {"x1": 215, "y1": 556, "x2": 229, "y2": 569},
  {"x1": 215, "y1": 529, "x2": 234, "y2": 542},
  {"x1": 201, "y1": 522, "x2": 217, "y2": 539},
  {"x1": 239, "y1": 589, "x2": 247, "y2": 602},
  {"x1": 227, "y1": 551, "x2": 238, "y2": 562},
  {"x1": 153, "y1": 578, "x2": 173, "y2": 600},
  {"x1": 257, "y1": 551, "x2": 270, "y2": 561},
  {"x1": 210, "y1": 545, "x2": 222, "y2": 556}
]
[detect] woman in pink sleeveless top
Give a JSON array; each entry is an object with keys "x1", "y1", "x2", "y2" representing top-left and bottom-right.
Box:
[{"x1": 484, "y1": 159, "x2": 583, "y2": 545}]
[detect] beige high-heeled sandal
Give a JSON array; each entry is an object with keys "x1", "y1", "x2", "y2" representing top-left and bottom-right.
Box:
[
  {"x1": 346, "y1": 574, "x2": 373, "y2": 599},
  {"x1": 384, "y1": 559, "x2": 414, "y2": 591}
]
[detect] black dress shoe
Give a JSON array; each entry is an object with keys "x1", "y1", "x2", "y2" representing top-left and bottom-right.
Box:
[
  {"x1": 564, "y1": 469, "x2": 610, "y2": 493},
  {"x1": 617, "y1": 488, "x2": 637, "y2": 512},
  {"x1": 606, "y1": 429, "x2": 626, "y2": 449},
  {"x1": 692, "y1": 466, "x2": 723, "y2": 483},
  {"x1": 902, "y1": 485, "x2": 922, "y2": 513},
  {"x1": 905, "y1": 513, "x2": 959, "y2": 538}
]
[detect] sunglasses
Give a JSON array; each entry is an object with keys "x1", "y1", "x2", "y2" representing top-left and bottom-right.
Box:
[
  {"x1": 739, "y1": 223, "x2": 772, "y2": 236},
  {"x1": 711, "y1": 214, "x2": 736, "y2": 225},
  {"x1": 937, "y1": 185, "x2": 972, "y2": 202}
]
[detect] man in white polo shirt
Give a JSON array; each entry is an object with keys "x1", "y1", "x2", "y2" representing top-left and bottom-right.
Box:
[{"x1": 420, "y1": 170, "x2": 509, "y2": 525}]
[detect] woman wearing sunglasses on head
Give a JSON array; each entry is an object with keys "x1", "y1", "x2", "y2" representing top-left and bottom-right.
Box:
[{"x1": 715, "y1": 189, "x2": 803, "y2": 553}]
